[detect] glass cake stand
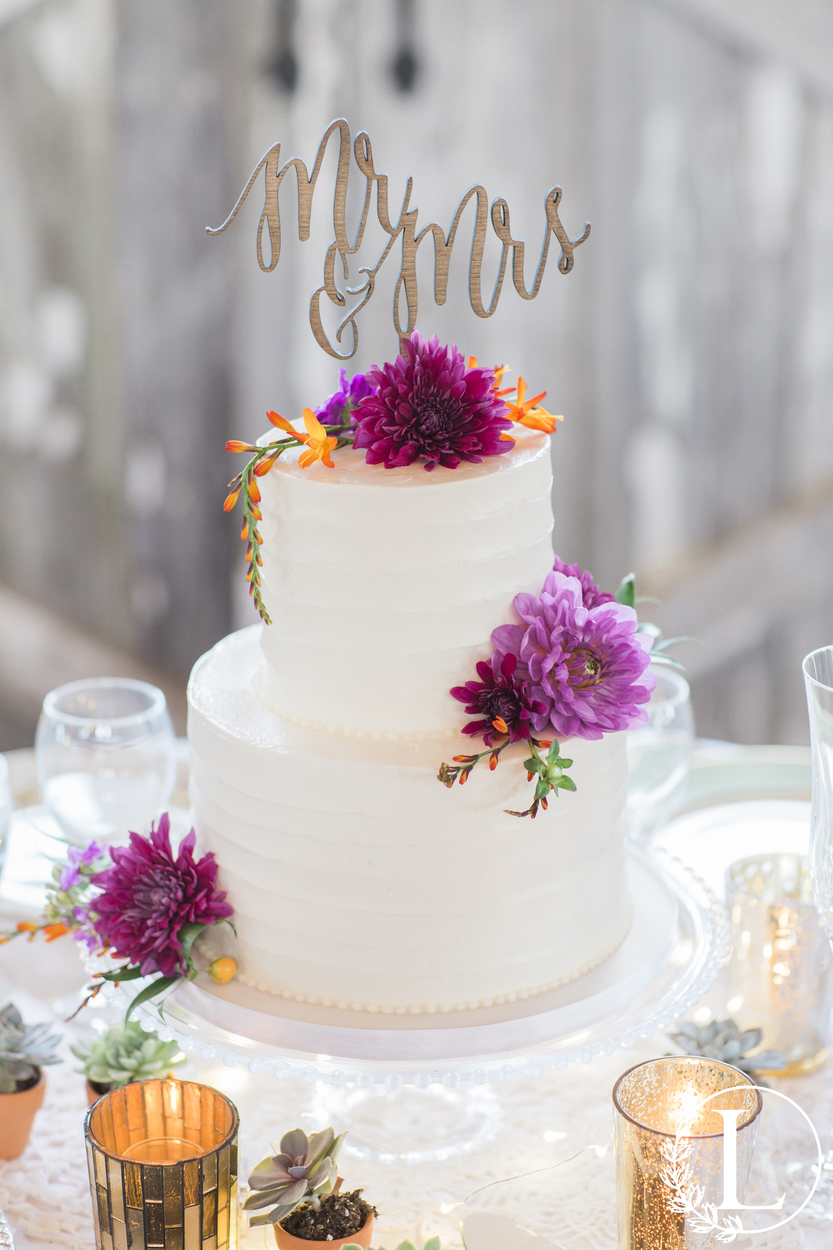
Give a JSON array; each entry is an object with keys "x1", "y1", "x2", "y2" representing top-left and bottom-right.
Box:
[{"x1": 102, "y1": 843, "x2": 728, "y2": 1089}]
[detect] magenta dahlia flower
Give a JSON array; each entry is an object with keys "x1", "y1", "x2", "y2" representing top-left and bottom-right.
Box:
[
  {"x1": 551, "y1": 556, "x2": 615, "y2": 609},
  {"x1": 451, "y1": 651, "x2": 550, "y2": 746},
  {"x1": 492, "y1": 571, "x2": 655, "y2": 739},
  {"x1": 314, "y1": 367, "x2": 375, "y2": 428},
  {"x1": 353, "y1": 332, "x2": 513, "y2": 471},
  {"x1": 91, "y1": 814, "x2": 232, "y2": 978}
]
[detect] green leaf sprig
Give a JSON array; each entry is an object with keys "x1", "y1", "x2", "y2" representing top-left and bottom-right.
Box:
[{"x1": 438, "y1": 733, "x2": 575, "y2": 820}]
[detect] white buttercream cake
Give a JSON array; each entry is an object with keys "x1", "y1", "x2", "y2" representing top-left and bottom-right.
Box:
[{"x1": 187, "y1": 427, "x2": 631, "y2": 1015}]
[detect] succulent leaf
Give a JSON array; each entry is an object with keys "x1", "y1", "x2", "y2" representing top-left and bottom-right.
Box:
[
  {"x1": 280, "y1": 1127, "x2": 309, "y2": 1160},
  {"x1": 0, "y1": 1001, "x2": 61, "y2": 1090},
  {"x1": 246, "y1": 1124, "x2": 347, "y2": 1228},
  {"x1": 70, "y1": 1019, "x2": 184, "y2": 1087}
]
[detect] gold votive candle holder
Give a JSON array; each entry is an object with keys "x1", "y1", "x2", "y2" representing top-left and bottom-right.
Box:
[
  {"x1": 84, "y1": 1078, "x2": 239, "y2": 1250},
  {"x1": 613, "y1": 1056, "x2": 762, "y2": 1250},
  {"x1": 725, "y1": 853, "x2": 833, "y2": 1076}
]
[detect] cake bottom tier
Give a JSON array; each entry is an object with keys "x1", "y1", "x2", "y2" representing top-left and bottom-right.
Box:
[{"x1": 188, "y1": 627, "x2": 633, "y2": 1014}]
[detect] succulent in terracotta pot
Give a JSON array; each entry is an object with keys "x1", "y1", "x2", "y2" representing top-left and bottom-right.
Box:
[
  {"x1": 71, "y1": 1018, "x2": 187, "y2": 1104},
  {"x1": 245, "y1": 1126, "x2": 377, "y2": 1248},
  {"x1": 0, "y1": 1001, "x2": 61, "y2": 1158}
]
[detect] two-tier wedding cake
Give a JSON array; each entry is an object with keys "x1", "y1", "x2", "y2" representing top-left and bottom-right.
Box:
[{"x1": 187, "y1": 336, "x2": 652, "y2": 1017}]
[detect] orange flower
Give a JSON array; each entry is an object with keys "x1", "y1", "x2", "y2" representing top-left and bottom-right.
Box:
[
  {"x1": 266, "y1": 410, "x2": 300, "y2": 436},
  {"x1": 223, "y1": 489, "x2": 240, "y2": 512},
  {"x1": 226, "y1": 440, "x2": 257, "y2": 453},
  {"x1": 43, "y1": 923, "x2": 70, "y2": 942},
  {"x1": 297, "y1": 408, "x2": 338, "y2": 469},
  {"x1": 503, "y1": 377, "x2": 562, "y2": 435},
  {"x1": 253, "y1": 454, "x2": 279, "y2": 477}
]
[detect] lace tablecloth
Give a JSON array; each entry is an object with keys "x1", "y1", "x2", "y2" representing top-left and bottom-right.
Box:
[{"x1": 0, "y1": 995, "x2": 828, "y2": 1250}]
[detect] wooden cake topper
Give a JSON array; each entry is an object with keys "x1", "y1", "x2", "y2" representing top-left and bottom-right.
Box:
[{"x1": 207, "y1": 118, "x2": 590, "y2": 359}]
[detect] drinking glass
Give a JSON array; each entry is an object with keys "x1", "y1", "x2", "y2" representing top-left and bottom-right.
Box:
[
  {"x1": 627, "y1": 666, "x2": 695, "y2": 839},
  {"x1": 35, "y1": 678, "x2": 176, "y2": 844},
  {"x1": 797, "y1": 645, "x2": 833, "y2": 1215}
]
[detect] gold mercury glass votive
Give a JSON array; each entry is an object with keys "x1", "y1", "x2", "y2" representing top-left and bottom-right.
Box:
[
  {"x1": 84, "y1": 1078, "x2": 239, "y2": 1250},
  {"x1": 613, "y1": 1056, "x2": 762, "y2": 1250},
  {"x1": 725, "y1": 853, "x2": 833, "y2": 1076}
]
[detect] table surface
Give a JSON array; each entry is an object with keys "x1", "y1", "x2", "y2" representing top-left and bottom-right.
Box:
[{"x1": 0, "y1": 742, "x2": 825, "y2": 1250}]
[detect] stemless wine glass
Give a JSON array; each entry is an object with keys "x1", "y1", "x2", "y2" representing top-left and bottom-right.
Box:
[
  {"x1": 626, "y1": 666, "x2": 695, "y2": 839},
  {"x1": 35, "y1": 678, "x2": 176, "y2": 844}
]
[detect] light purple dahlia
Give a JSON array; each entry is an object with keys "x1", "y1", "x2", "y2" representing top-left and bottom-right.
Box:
[
  {"x1": 492, "y1": 571, "x2": 655, "y2": 739},
  {"x1": 353, "y1": 332, "x2": 513, "y2": 471},
  {"x1": 91, "y1": 813, "x2": 232, "y2": 978}
]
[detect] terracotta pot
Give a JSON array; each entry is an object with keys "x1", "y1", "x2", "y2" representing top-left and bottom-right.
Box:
[
  {"x1": 86, "y1": 1079, "x2": 112, "y2": 1106},
  {"x1": 273, "y1": 1213, "x2": 374, "y2": 1250},
  {"x1": 0, "y1": 1071, "x2": 46, "y2": 1159}
]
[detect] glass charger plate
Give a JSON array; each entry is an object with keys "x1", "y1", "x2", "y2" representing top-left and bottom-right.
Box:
[{"x1": 104, "y1": 842, "x2": 729, "y2": 1085}]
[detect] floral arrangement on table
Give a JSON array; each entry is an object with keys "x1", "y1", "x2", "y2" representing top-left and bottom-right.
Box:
[
  {"x1": 223, "y1": 331, "x2": 559, "y2": 623},
  {"x1": 1, "y1": 815, "x2": 237, "y2": 1017}
]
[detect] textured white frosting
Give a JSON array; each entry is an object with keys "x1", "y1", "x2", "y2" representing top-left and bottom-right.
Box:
[
  {"x1": 188, "y1": 628, "x2": 632, "y2": 1013},
  {"x1": 257, "y1": 431, "x2": 554, "y2": 734}
]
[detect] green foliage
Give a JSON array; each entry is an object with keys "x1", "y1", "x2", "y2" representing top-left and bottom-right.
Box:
[
  {"x1": 669, "y1": 1018, "x2": 786, "y2": 1084},
  {"x1": 245, "y1": 1126, "x2": 346, "y2": 1227},
  {"x1": 0, "y1": 1002, "x2": 62, "y2": 1093},
  {"x1": 70, "y1": 1019, "x2": 185, "y2": 1088},
  {"x1": 507, "y1": 738, "x2": 575, "y2": 819}
]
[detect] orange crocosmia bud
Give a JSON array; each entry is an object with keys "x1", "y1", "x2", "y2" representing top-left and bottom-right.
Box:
[
  {"x1": 266, "y1": 410, "x2": 297, "y2": 434},
  {"x1": 489, "y1": 753, "x2": 499, "y2": 771},
  {"x1": 467, "y1": 355, "x2": 478, "y2": 369},
  {"x1": 492, "y1": 716, "x2": 509, "y2": 735},
  {"x1": 245, "y1": 542, "x2": 254, "y2": 562},
  {"x1": 223, "y1": 490, "x2": 240, "y2": 512},
  {"x1": 459, "y1": 770, "x2": 469, "y2": 784},
  {"x1": 226, "y1": 440, "x2": 253, "y2": 453},
  {"x1": 16, "y1": 922, "x2": 38, "y2": 932},
  {"x1": 249, "y1": 503, "x2": 262, "y2": 521},
  {"x1": 248, "y1": 477, "x2": 262, "y2": 503},
  {"x1": 43, "y1": 923, "x2": 70, "y2": 942},
  {"x1": 538, "y1": 740, "x2": 553, "y2": 748},
  {"x1": 240, "y1": 519, "x2": 248, "y2": 541},
  {"x1": 254, "y1": 454, "x2": 278, "y2": 477}
]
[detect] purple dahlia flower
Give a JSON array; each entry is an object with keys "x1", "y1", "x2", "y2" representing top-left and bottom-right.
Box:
[
  {"x1": 314, "y1": 367, "x2": 375, "y2": 428},
  {"x1": 451, "y1": 651, "x2": 550, "y2": 746},
  {"x1": 492, "y1": 571, "x2": 655, "y2": 739},
  {"x1": 353, "y1": 332, "x2": 514, "y2": 471},
  {"x1": 91, "y1": 814, "x2": 233, "y2": 978},
  {"x1": 552, "y1": 555, "x2": 615, "y2": 609}
]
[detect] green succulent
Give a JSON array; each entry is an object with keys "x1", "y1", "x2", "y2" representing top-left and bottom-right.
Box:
[
  {"x1": 0, "y1": 1002, "x2": 62, "y2": 1094},
  {"x1": 669, "y1": 1018, "x2": 787, "y2": 1084},
  {"x1": 245, "y1": 1126, "x2": 346, "y2": 1227},
  {"x1": 71, "y1": 1019, "x2": 186, "y2": 1088}
]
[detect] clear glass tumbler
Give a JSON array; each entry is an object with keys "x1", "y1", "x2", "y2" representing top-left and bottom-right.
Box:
[
  {"x1": 35, "y1": 678, "x2": 176, "y2": 844},
  {"x1": 627, "y1": 666, "x2": 695, "y2": 839}
]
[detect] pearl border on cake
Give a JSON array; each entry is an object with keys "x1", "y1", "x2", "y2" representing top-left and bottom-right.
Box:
[
  {"x1": 252, "y1": 664, "x2": 458, "y2": 742},
  {"x1": 234, "y1": 905, "x2": 634, "y2": 1015}
]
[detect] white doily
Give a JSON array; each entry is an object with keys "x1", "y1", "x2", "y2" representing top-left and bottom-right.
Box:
[{"x1": 0, "y1": 1033, "x2": 820, "y2": 1250}]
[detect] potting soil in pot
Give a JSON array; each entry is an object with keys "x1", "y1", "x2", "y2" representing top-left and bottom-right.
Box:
[{"x1": 280, "y1": 1191, "x2": 377, "y2": 1241}]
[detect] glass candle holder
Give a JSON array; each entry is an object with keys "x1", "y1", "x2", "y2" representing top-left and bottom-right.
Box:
[
  {"x1": 84, "y1": 1079, "x2": 239, "y2": 1250},
  {"x1": 725, "y1": 854, "x2": 833, "y2": 1076},
  {"x1": 804, "y1": 646, "x2": 833, "y2": 947},
  {"x1": 36, "y1": 677, "x2": 176, "y2": 843},
  {"x1": 613, "y1": 1056, "x2": 762, "y2": 1250}
]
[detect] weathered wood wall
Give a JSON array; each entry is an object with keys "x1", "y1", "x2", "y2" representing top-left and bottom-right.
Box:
[{"x1": 1, "y1": 0, "x2": 832, "y2": 747}]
